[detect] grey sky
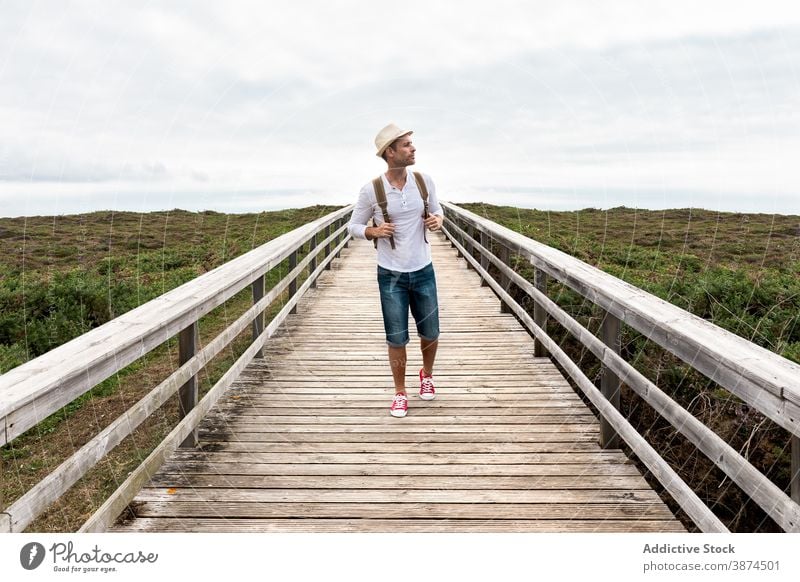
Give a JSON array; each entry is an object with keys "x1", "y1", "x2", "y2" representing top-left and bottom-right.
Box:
[{"x1": 1, "y1": 0, "x2": 799, "y2": 216}]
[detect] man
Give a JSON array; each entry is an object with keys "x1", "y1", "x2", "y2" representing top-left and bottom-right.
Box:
[{"x1": 347, "y1": 124, "x2": 444, "y2": 417}]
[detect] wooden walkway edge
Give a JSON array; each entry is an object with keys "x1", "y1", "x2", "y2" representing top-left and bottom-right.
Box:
[{"x1": 112, "y1": 233, "x2": 685, "y2": 532}]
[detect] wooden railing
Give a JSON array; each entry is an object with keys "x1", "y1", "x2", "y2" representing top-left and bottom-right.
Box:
[
  {"x1": 0, "y1": 205, "x2": 354, "y2": 533},
  {"x1": 441, "y1": 201, "x2": 800, "y2": 533}
]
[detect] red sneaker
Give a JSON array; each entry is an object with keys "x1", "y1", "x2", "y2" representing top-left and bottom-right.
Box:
[
  {"x1": 390, "y1": 393, "x2": 408, "y2": 417},
  {"x1": 419, "y1": 368, "x2": 436, "y2": 400}
]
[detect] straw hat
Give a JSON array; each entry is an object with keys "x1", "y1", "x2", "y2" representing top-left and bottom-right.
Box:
[{"x1": 374, "y1": 123, "x2": 413, "y2": 158}]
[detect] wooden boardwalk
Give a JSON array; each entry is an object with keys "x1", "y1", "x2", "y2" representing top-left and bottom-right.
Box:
[{"x1": 113, "y1": 233, "x2": 684, "y2": 532}]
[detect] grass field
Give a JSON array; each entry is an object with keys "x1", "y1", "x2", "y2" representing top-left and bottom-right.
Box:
[
  {"x1": 1, "y1": 203, "x2": 798, "y2": 531},
  {"x1": 458, "y1": 203, "x2": 799, "y2": 363}
]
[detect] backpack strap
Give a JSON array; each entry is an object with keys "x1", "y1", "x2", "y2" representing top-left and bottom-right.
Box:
[
  {"x1": 413, "y1": 171, "x2": 430, "y2": 244},
  {"x1": 372, "y1": 176, "x2": 395, "y2": 249}
]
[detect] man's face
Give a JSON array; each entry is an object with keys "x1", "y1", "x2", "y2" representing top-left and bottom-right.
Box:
[{"x1": 386, "y1": 134, "x2": 416, "y2": 167}]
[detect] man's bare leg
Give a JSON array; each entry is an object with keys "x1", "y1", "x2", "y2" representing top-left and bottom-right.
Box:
[
  {"x1": 388, "y1": 345, "x2": 407, "y2": 394},
  {"x1": 420, "y1": 338, "x2": 438, "y2": 375}
]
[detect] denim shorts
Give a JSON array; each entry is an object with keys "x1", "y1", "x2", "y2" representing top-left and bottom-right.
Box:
[{"x1": 377, "y1": 262, "x2": 440, "y2": 347}]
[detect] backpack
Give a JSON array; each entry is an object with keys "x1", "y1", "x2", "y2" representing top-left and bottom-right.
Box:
[{"x1": 372, "y1": 171, "x2": 430, "y2": 249}]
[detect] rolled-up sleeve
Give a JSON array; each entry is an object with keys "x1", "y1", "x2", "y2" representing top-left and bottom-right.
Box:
[{"x1": 347, "y1": 185, "x2": 374, "y2": 240}]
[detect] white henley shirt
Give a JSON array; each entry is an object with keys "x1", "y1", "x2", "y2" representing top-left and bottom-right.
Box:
[{"x1": 347, "y1": 172, "x2": 444, "y2": 273}]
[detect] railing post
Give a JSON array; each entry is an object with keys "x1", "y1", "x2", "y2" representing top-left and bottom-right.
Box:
[
  {"x1": 309, "y1": 233, "x2": 317, "y2": 288},
  {"x1": 792, "y1": 435, "x2": 800, "y2": 503},
  {"x1": 335, "y1": 219, "x2": 342, "y2": 259},
  {"x1": 600, "y1": 311, "x2": 622, "y2": 449},
  {"x1": 289, "y1": 250, "x2": 298, "y2": 314},
  {"x1": 252, "y1": 274, "x2": 265, "y2": 358},
  {"x1": 480, "y1": 230, "x2": 489, "y2": 286},
  {"x1": 447, "y1": 218, "x2": 456, "y2": 248},
  {"x1": 498, "y1": 243, "x2": 512, "y2": 314},
  {"x1": 178, "y1": 322, "x2": 198, "y2": 448},
  {"x1": 533, "y1": 269, "x2": 548, "y2": 357},
  {"x1": 465, "y1": 224, "x2": 475, "y2": 269},
  {"x1": 324, "y1": 224, "x2": 332, "y2": 270}
]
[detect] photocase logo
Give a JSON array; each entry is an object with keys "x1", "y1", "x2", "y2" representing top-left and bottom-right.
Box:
[{"x1": 20, "y1": 542, "x2": 46, "y2": 570}]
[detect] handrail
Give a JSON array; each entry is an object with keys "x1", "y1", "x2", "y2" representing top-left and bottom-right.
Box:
[
  {"x1": 0, "y1": 206, "x2": 353, "y2": 446},
  {"x1": 0, "y1": 206, "x2": 353, "y2": 532},
  {"x1": 441, "y1": 202, "x2": 800, "y2": 532}
]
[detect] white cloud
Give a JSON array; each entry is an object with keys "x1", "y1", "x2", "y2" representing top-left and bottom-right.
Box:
[{"x1": 1, "y1": 1, "x2": 800, "y2": 216}]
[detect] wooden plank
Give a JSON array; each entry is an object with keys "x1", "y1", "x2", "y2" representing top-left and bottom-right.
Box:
[
  {"x1": 243, "y1": 365, "x2": 565, "y2": 373},
  {"x1": 259, "y1": 345, "x2": 540, "y2": 352},
  {"x1": 600, "y1": 311, "x2": 621, "y2": 449},
  {"x1": 178, "y1": 323, "x2": 199, "y2": 448},
  {"x1": 194, "y1": 432, "x2": 599, "y2": 443},
  {"x1": 309, "y1": 233, "x2": 317, "y2": 287},
  {"x1": 167, "y1": 452, "x2": 631, "y2": 465},
  {"x1": 111, "y1": 518, "x2": 686, "y2": 533},
  {"x1": 214, "y1": 407, "x2": 591, "y2": 416},
  {"x1": 229, "y1": 386, "x2": 577, "y2": 394},
  {"x1": 254, "y1": 351, "x2": 552, "y2": 358},
  {"x1": 793, "y1": 434, "x2": 799, "y2": 504},
  {"x1": 156, "y1": 462, "x2": 641, "y2": 477},
  {"x1": 166, "y1": 441, "x2": 602, "y2": 453},
  {"x1": 215, "y1": 402, "x2": 592, "y2": 413},
  {"x1": 231, "y1": 387, "x2": 576, "y2": 395},
  {"x1": 130, "y1": 501, "x2": 669, "y2": 520},
  {"x1": 270, "y1": 329, "x2": 531, "y2": 335},
  {"x1": 234, "y1": 377, "x2": 573, "y2": 386},
  {"x1": 145, "y1": 475, "x2": 651, "y2": 491},
  {"x1": 246, "y1": 367, "x2": 566, "y2": 375},
  {"x1": 280, "y1": 319, "x2": 519, "y2": 326},
  {"x1": 251, "y1": 273, "x2": 265, "y2": 358},
  {"x1": 212, "y1": 395, "x2": 586, "y2": 405},
  {"x1": 134, "y1": 487, "x2": 662, "y2": 504},
  {"x1": 227, "y1": 394, "x2": 580, "y2": 402},
  {"x1": 239, "y1": 373, "x2": 570, "y2": 381},
  {"x1": 232, "y1": 388, "x2": 574, "y2": 396},
  {"x1": 255, "y1": 362, "x2": 558, "y2": 372},
  {"x1": 288, "y1": 249, "x2": 298, "y2": 314},
  {"x1": 534, "y1": 268, "x2": 548, "y2": 357},
  {"x1": 197, "y1": 425, "x2": 598, "y2": 434},
  {"x1": 222, "y1": 395, "x2": 580, "y2": 404},
  {"x1": 207, "y1": 414, "x2": 595, "y2": 425},
  {"x1": 238, "y1": 371, "x2": 563, "y2": 382}
]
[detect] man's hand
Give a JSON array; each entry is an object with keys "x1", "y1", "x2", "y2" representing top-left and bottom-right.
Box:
[
  {"x1": 367, "y1": 222, "x2": 396, "y2": 239},
  {"x1": 424, "y1": 214, "x2": 443, "y2": 231}
]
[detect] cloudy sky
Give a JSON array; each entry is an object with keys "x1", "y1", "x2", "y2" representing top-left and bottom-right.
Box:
[{"x1": 1, "y1": 0, "x2": 799, "y2": 217}]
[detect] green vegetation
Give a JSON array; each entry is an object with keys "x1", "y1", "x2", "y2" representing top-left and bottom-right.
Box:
[
  {"x1": 0, "y1": 207, "x2": 341, "y2": 372},
  {"x1": 460, "y1": 203, "x2": 799, "y2": 531}
]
